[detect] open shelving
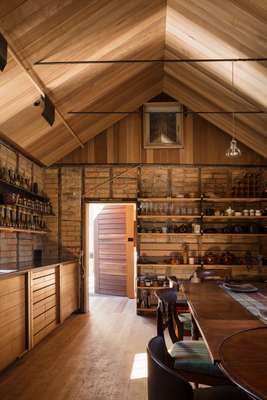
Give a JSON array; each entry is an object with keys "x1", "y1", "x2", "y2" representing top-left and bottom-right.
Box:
[
  {"x1": 0, "y1": 178, "x2": 49, "y2": 201},
  {"x1": 136, "y1": 166, "x2": 267, "y2": 315},
  {"x1": 0, "y1": 176, "x2": 54, "y2": 235}
]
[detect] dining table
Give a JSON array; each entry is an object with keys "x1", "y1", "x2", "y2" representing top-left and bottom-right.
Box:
[{"x1": 182, "y1": 281, "x2": 267, "y2": 400}]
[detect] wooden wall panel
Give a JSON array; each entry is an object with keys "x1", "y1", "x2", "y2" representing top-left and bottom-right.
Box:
[{"x1": 58, "y1": 113, "x2": 267, "y2": 165}]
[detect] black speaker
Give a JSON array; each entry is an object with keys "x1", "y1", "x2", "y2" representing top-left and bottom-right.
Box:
[
  {"x1": 0, "y1": 33, "x2": 7, "y2": 72},
  {"x1": 41, "y1": 94, "x2": 55, "y2": 126}
]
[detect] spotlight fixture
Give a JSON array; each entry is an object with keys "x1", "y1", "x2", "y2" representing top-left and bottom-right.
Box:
[
  {"x1": 33, "y1": 94, "x2": 55, "y2": 126},
  {"x1": 0, "y1": 33, "x2": 7, "y2": 72}
]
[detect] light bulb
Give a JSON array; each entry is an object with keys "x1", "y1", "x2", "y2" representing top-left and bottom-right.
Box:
[{"x1": 226, "y1": 138, "x2": 242, "y2": 158}]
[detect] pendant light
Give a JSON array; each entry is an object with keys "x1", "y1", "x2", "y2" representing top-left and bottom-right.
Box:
[
  {"x1": 226, "y1": 62, "x2": 242, "y2": 158},
  {"x1": 226, "y1": 113, "x2": 242, "y2": 157}
]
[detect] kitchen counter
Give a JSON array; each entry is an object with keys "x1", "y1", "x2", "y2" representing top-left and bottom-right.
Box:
[
  {"x1": 0, "y1": 259, "x2": 79, "y2": 372},
  {"x1": 0, "y1": 258, "x2": 78, "y2": 278}
]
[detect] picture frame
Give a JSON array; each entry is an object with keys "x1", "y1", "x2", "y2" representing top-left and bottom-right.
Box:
[{"x1": 143, "y1": 102, "x2": 184, "y2": 149}]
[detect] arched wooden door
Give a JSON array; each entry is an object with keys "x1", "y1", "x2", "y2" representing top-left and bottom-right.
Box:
[{"x1": 94, "y1": 204, "x2": 135, "y2": 297}]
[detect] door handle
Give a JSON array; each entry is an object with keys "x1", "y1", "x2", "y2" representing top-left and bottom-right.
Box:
[{"x1": 128, "y1": 238, "x2": 134, "y2": 242}]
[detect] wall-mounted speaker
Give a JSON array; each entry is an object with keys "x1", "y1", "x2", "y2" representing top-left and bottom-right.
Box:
[
  {"x1": 41, "y1": 94, "x2": 55, "y2": 126},
  {"x1": 0, "y1": 33, "x2": 7, "y2": 72}
]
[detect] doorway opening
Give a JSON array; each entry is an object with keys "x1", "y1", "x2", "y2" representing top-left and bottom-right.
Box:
[{"x1": 85, "y1": 202, "x2": 136, "y2": 310}]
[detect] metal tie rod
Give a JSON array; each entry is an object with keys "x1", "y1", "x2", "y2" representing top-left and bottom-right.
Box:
[
  {"x1": 35, "y1": 58, "x2": 267, "y2": 65},
  {"x1": 68, "y1": 111, "x2": 267, "y2": 115}
]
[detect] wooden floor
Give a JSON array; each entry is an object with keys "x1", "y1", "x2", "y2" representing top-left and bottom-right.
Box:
[{"x1": 0, "y1": 295, "x2": 155, "y2": 400}]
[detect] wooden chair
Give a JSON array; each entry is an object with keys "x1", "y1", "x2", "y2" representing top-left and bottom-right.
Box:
[
  {"x1": 147, "y1": 336, "x2": 251, "y2": 400},
  {"x1": 156, "y1": 288, "x2": 231, "y2": 386},
  {"x1": 156, "y1": 288, "x2": 189, "y2": 341},
  {"x1": 167, "y1": 276, "x2": 192, "y2": 337}
]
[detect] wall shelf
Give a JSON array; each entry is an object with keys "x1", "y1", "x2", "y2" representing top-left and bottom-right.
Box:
[
  {"x1": 137, "y1": 286, "x2": 170, "y2": 290},
  {"x1": 137, "y1": 233, "x2": 201, "y2": 236},
  {"x1": 137, "y1": 264, "x2": 201, "y2": 268},
  {"x1": 138, "y1": 197, "x2": 201, "y2": 202},
  {"x1": 0, "y1": 178, "x2": 48, "y2": 201},
  {"x1": 0, "y1": 227, "x2": 48, "y2": 235},
  {"x1": 138, "y1": 215, "x2": 201, "y2": 219},
  {"x1": 203, "y1": 216, "x2": 267, "y2": 220},
  {"x1": 203, "y1": 197, "x2": 267, "y2": 202},
  {"x1": 0, "y1": 203, "x2": 55, "y2": 218},
  {"x1": 203, "y1": 264, "x2": 259, "y2": 268},
  {"x1": 203, "y1": 233, "x2": 267, "y2": 237}
]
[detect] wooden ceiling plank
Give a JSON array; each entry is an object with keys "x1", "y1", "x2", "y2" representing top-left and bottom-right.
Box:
[
  {"x1": 163, "y1": 74, "x2": 267, "y2": 158},
  {"x1": 0, "y1": 28, "x2": 84, "y2": 148},
  {"x1": 164, "y1": 59, "x2": 267, "y2": 137}
]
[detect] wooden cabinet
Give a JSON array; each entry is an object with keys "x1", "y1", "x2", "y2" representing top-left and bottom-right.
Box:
[
  {"x1": 0, "y1": 275, "x2": 26, "y2": 371},
  {"x1": 60, "y1": 263, "x2": 79, "y2": 323},
  {"x1": 0, "y1": 261, "x2": 79, "y2": 373},
  {"x1": 31, "y1": 267, "x2": 59, "y2": 347}
]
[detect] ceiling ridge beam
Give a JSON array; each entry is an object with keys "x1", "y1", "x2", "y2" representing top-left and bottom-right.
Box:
[{"x1": 0, "y1": 29, "x2": 84, "y2": 149}]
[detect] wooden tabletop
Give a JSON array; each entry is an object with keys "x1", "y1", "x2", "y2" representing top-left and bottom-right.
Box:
[
  {"x1": 182, "y1": 281, "x2": 266, "y2": 362},
  {"x1": 220, "y1": 327, "x2": 267, "y2": 400}
]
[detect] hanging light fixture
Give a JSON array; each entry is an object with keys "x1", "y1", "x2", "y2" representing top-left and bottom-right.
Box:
[
  {"x1": 226, "y1": 113, "x2": 242, "y2": 157},
  {"x1": 226, "y1": 62, "x2": 242, "y2": 158}
]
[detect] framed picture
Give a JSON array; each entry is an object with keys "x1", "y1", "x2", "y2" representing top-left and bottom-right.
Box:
[{"x1": 143, "y1": 102, "x2": 184, "y2": 149}]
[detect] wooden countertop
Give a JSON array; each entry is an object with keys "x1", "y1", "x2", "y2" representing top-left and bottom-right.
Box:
[
  {"x1": 182, "y1": 281, "x2": 266, "y2": 362},
  {"x1": 0, "y1": 258, "x2": 78, "y2": 279}
]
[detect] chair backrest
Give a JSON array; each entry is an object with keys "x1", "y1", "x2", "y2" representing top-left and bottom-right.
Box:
[
  {"x1": 156, "y1": 288, "x2": 184, "y2": 342},
  {"x1": 197, "y1": 268, "x2": 232, "y2": 281},
  {"x1": 147, "y1": 336, "x2": 194, "y2": 400},
  {"x1": 168, "y1": 276, "x2": 179, "y2": 289}
]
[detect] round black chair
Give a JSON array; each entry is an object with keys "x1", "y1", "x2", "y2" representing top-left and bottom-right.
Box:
[{"x1": 147, "y1": 336, "x2": 251, "y2": 400}]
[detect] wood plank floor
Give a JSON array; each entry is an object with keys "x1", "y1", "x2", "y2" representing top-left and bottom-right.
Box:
[{"x1": 0, "y1": 295, "x2": 156, "y2": 400}]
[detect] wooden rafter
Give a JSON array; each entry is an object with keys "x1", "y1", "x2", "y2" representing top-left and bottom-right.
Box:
[{"x1": 0, "y1": 29, "x2": 84, "y2": 149}]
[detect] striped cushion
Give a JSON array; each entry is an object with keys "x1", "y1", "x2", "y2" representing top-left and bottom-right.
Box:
[
  {"x1": 170, "y1": 341, "x2": 224, "y2": 378},
  {"x1": 179, "y1": 313, "x2": 192, "y2": 331}
]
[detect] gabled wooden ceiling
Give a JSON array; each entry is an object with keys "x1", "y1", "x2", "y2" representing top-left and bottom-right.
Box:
[
  {"x1": 0, "y1": 0, "x2": 266, "y2": 165},
  {"x1": 164, "y1": 0, "x2": 267, "y2": 158}
]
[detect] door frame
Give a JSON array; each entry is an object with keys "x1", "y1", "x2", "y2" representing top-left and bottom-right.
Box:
[{"x1": 83, "y1": 201, "x2": 136, "y2": 313}]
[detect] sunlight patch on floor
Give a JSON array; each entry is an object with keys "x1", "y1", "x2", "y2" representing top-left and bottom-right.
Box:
[{"x1": 130, "y1": 353, "x2": 148, "y2": 380}]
